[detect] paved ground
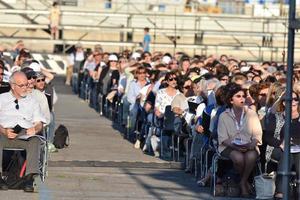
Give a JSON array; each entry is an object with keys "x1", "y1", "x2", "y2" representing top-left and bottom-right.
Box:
[{"x1": 0, "y1": 76, "x2": 255, "y2": 200}]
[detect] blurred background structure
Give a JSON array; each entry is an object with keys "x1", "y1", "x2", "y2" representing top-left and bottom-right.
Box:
[{"x1": 0, "y1": 0, "x2": 299, "y2": 61}]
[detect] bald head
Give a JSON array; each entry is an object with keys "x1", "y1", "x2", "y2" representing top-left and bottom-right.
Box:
[
  {"x1": 9, "y1": 71, "x2": 27, "y2": 85},
  {"x1": 9, "y1": 71, "x2": 28, "y2": 98}
]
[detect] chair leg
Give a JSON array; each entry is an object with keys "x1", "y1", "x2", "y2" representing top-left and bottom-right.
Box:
[
  {"x1": 171, "y1": 134, "x2": 175, "y2": 161},
  {"x1": 177, "y1": 136, "x2": 180, "y2": 162}
]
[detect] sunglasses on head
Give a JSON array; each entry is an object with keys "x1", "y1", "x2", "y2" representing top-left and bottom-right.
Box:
[{"x1": 36, "y1": 78, "x2": 45, "y2": 83}]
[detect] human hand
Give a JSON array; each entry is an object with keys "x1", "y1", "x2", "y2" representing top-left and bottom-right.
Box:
[
  {"x1": 155, "y1": 109, "x2": 162, "y2": 118},
  {"x1": 279, "y1": 142, "x2": 284, "y2": 151},
  {"x1": 5, "y1": 128, "x2": 18, "y2": 139},
  {"x1": 196, "y1": 125, "x2": 204, "y2": 134},
  {"x1": 26, "y1": 127, "x2": 36, "y2": 136},
  {"x1": 172, "y1": 107, "x2": 183, "y2": 115}
]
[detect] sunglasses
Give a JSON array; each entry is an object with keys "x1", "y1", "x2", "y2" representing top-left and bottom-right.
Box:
[
  {"x1": 183, "y1": 85, "x2": 191, "y2": 89},
  {"x1": 168, "y1": 77, "x2": 177, "y2": 82},
  {"x1": 36, "y1": 78, "x2": 45, "y2": 83},
  {"x1": 283, "y1": 97, "x2": 299, "y2": 102},
  {"x1": 27, "y1": 75, "x2": 37, "y2": 80},
  {"x1": 14, "y1": 99, "x2": 19, "y2": 110},
  {"x1": 0, "y1": 73, "x2": 4, "y2": 76}
]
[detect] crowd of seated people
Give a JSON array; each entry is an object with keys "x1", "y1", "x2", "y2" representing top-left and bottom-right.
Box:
[
  {"x1": 71, "y1": 44, "x2": 299, "y2": 199},
  {"x1": 0, "y1": 43, "x2": 57, "y2": 192}
]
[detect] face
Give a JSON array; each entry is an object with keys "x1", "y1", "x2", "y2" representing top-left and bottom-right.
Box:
[
  {"x1": 231, "y1": 90, "x2": 246, "y2": 108},
  {"x1": 0, "y1": 68, "x2": 3, "y2": 82},
  {"x1": 35, "y1": 77, "x2": 46, "y2": 91},
  {"x1": 291, "y1": 93, "x2": 299, "y2": 112},
  {"x1": 258, "y1": 88, "x2": 268, "y2": 106},
  {"x1": 26, "y1": 73, "x2": 37, "y2": 92},
  {"x1": 219, "y1": 75, "x2": 229, "y2": 85},
  {"x1": 169, "y1": 60, "x2": 178, "y2": 70},
  {"x1": 167, "y1": 74, "x2": 177, "y2": 88},
  {"x1": 11, "y1": 74, "x2": 28, "y2": 98},
  {"x1": 136, "y1": 69, "x2": 146, "y2": 81},
  {"x1": 183, "y1": 80, "x2": 192, "y2": 95},
  {"x1": 143, "y1": 54, "x2": 151, "y2": 63},
  {"x1": 109, "y1": 60, "x2": 118, "y2": 68},
  {"x1": 182, "y1": 61, "x2": 190, "y2": 72},
  {"x1": 283, "y1": 93, "x2": 299, "y2": 112},
  {"x1": 93, "y1": 53, "x2": 102, "y2": 62}
]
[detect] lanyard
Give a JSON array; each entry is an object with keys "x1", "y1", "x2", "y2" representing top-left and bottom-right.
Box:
[{"x1": 231, "y1": 108, "x2": 245, "y2": 133}]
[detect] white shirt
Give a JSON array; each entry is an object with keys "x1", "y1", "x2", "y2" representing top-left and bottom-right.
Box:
[
  {"x1": 29, "y1": 89, "x2": 51, "y2": 125},
  {"x1": 155, "y1": 88, "x2": 180, "y2": 114},
  {"x1": 0, "y1": 92, "x2": 46, "y2": 129},
  {"x1": 68, "y1": 51, "x2": 85, "y2": 66}
]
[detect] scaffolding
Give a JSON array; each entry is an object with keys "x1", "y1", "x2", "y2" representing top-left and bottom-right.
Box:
[{"x1": 0, "y1": 1, "x2": 298, "y2": 62}]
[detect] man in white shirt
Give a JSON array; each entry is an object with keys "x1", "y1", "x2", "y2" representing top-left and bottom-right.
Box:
[{"x1": 0, "y1": 71, "x2": 46, "y2": 192}]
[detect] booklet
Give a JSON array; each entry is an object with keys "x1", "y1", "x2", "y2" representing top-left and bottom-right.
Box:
[{"x1": 291, "y1": 145, "x2": 300, "y2": 154}]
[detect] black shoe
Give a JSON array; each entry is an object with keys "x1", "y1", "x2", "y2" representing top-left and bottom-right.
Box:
[
  {"x1": 0, "y1": 177, "x2": 8, "y2": 190},
  {"x1": 23, "y1": 173, "x2": 37, "y2": 192},
  {"x1": 23, "y1": 179, "x2": 34, "y2": 192}
]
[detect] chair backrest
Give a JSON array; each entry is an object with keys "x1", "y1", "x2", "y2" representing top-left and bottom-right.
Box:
[{"x1": 163, "y1": 105, "x2": 175, "y2": 131}]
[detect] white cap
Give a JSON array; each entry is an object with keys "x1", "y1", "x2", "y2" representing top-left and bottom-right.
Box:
[
  {"x1": 240, "y1": 66, "x2": 250, "y2": 73},
  {"x1": 29, "y1": 62, "x2": 42, "y2": 72},
  {"x1": 200, "y1": 69, "x2": 209, "y2": 76},
  {"x1": 131, "y1": 52, "x2": 141, "y2": 60},
  {"x1": 11, "y1": 65, "x2": 21, "y2": 73},
  {"x1": 162, "y1": 56, "x2": 171, "y2": 65},
  {"x1": 108, "y1": 54, "x2": 118, "y2": 61}
]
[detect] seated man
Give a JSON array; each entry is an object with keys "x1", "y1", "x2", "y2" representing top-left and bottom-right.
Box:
[{"x1": 0, "y1": 71, "x2": 45, "y2": 192}]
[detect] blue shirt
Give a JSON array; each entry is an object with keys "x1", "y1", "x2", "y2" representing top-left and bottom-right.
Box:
[{"x1": 143, "y1": 34, "x2": 151, "y2": 52}]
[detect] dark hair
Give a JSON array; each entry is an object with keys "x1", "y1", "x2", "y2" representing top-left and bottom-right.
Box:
[
  {"x1": 224, "y1": 83, "x2": 245, "y2": 108},
  {"x1": 141, "y1": 51, "x2": 151, "y2": 59},
  {"x1": 144, "y1": 27, "x2": 150, "y2": 32},
  {"x1": 264, "y1": 76, "x2": 277, "y2": 83},
  {"x1": 53, "y1": 2, "x2": 58, "y2": 6},
  {"x1": 252, "y1": 75, "x2": 263, "y2": 83},
  {"x1": 215, "y1": 86, "x2": 226, "y2": 106},
  {"x1": 165, "y1": 71, "x2": 177, "y2": 82}
]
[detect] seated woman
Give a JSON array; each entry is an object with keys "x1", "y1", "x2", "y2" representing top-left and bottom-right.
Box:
[
  {"x1": 265, "y1": 91, "x2": 300, "y2": 200},
  {"x1": 217, "y1": 83, "x2": 262, "y2": 197},
  {"x1": 154, "y1": 71, "x2": 180, "y2": 157}
]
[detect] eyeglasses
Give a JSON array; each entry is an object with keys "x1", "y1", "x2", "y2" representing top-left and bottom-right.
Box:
[
  {"x1": 36, "y1": 78, "x2": 45, "y2": 83},
  {"x1": 14, "y1": 99, "x2": 19, "y2": 110},
  {"x1": 168, "y1": 77, "x2": 177, "y2": 82},
  {"x1": 183, "y1": 85, "x2": 191, "y2": 89},
  {"x1": 293, "y1": 97, "x2": 299, "y2": 102},
  {"x1": 13, "y1": 83, "x2": 28, "y2": 88},
  {"x1": 234, "y1": 94, "x2": 246, "y2": 99}
]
